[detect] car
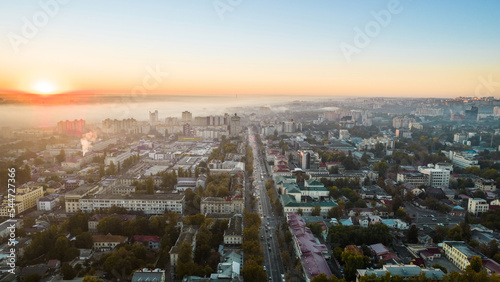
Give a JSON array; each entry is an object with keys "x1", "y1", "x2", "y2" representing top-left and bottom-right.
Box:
[
  {"x1": 432, "y1": 218, "x2": 437, "y2": 221},
  {"x1": 264, "y1": 266, "x2": 266, "y2": 271}
]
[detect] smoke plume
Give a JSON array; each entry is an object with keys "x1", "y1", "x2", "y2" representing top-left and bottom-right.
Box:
[{"x1": 81, "y1": 131, "x2": 97, "y2": 156}]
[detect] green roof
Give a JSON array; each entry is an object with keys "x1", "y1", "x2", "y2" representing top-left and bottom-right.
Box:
[
  {"x1": 284, "y1": 183, "x2": 301, "y2": 194},
  {"x1": 305, "y1": 179, "x2": 326, "y2": 188},
  {"x1": 280, "y1": 194, "x2": 338, "y2": 208}
]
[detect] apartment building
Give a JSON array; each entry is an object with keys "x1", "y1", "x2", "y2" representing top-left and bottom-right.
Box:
[
  {"x1": 200, "y1": 196, "x2": 244, "y2": 215},
  {"x1": 0, "y1": 185, "x2": 44, "y2": 217},
  {"x1": 443, "y1": 241, "x2": 479, "y2": 271},
  {"x1": 223, "y1": 214, "x2": 243, "y2": 245},
  {"x1": 79, "y1": 193, "x2": 184, "y2": 215},
  {"x1": 468, "y1": 198, "x2": 489, "y2": 216},
  {"x1": 65, "y1": 184, "x2": 101, "y2": 213}
]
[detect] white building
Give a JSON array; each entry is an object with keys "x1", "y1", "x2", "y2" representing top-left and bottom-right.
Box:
[
  {"x1": 37, "y1": 194, "x2": 60, "y2": 211},
  {"x1": 418, "y1": 165, "x2": 450, "y2": 188},
  {"x1": 79, "y1": 194, "x2": 184, "y2": 215},
  {"x1": 468, "y1": 198, "x2": 489, "y2": 216},
  {"x1": 200, "y1": 196, "x2": 244, "y2": 215},
  {"x1": 448, "y1": 151, "x2": 479, "y2": 169},
  {"x1": 453, "y1": 133, "x2": 467, "y2": 144},
  {"x1": 339, "y1": 130, "x2": 350, "y2": 140}
]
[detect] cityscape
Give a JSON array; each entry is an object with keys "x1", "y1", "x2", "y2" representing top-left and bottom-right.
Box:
[{"x1": 1, "y1": 1, "x2": 500, "y2": 282}]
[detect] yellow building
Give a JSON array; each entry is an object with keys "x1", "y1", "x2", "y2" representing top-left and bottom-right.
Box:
[
  {"x1": 0, "y1": 186, "x2": 44, "y2": 217},
  {"x1": 443, "y1": 241, "x2": 479, "y2": 271}
]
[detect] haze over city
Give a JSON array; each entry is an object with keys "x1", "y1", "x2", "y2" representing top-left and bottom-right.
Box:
[{"x1": 2, "y1": 1, "x2": 500, "y2": 282}]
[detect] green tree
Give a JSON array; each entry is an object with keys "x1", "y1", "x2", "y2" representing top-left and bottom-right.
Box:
[
  {"x1": 407, "y1": 225, "x2": 419, "y2": 244},
  {"x1": 145, "y1": 177, "x2": 154, "y2": 194},
  {"x1": 97, "y1": 216, "x2": 123, "y2": 235},
  {"x1": 242, "y1": 259, "x2": 267, "y2": 282},
  {"x1": 61, "y1": 263, "x2": 77, "y2": 280},
  {"x1": 342, "y1": 251, "x2": 367, "y2": 281},
  {"x1": 54, "y1": 236, "x2": 70, "y2": 261},
  {"x1": 374, "y1": 161, "x2": 389, "y2": 177},
  {"x1": 467, "y1": 256, "x2": 483, "y2": 273},
  {"x1": 106, "y1": 161, "x2": 116, "y2": 175},
  {"x1": 311, "y1": 205, "x2": 321, "y2": 216},
  {"x1": 75, "y1": 232, "x2": 93, "y2": 249}
]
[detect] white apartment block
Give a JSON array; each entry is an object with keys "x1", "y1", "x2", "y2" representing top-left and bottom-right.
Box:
[
  {"x1": 396, "y1": 172, "x2": 426, "y2": 186},
  {"x1": 79, "y1": 194, "x2": 184, "y2": 215},
  {"x1": 468, "y1": 198, "x2": 489, "y2": 216},
  {"x1": 418, "y1": 166, "x2": 450, "y2": 188},
  {"x1": 37, "y1": 195, "x2": 60, "y2": 211},
  {"x1": 65, "y1": 184, "x2": 102, "y2": 213},
  {"x1": 200, "y1": 196, "x2": 244, "y2": 215}
]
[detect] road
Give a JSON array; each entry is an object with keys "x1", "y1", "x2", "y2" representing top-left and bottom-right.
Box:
[{"x1": 248, "y1": 128, "x2": 285, "y2": 282}]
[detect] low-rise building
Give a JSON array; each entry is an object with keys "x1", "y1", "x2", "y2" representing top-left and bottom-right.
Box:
[
  {"x1": 92, "y1": 234, "x2": 128, "y2": 251},
  {"x1": 357, "y1": 265, "x2": 445, "y2": 280},
  {"x1": 80, "y1": 193, "x2": 184, "y2": 215},
  {"x1": 443, "y1": 241, "x2": 479, "y2": 271},
  {"x1": 133, "y1": 235, "x2": 161, "y2": 250},
  {"x1": 65, "y1": 184, "x2": 101, "y2": 213},
  {"x1": 37, "y1": 194, "x2": 60, "y2": 211},
  {"x1": 224, "y1": 214, "x2": 243, "y2": 245},
  {"x1": 396, "y1": 172, "x2": 426, "y2": 187},
  {"x1": 200, "y1": 196, "x2": 244, "y2": 215},
  {"x1": 468, "y1": 198, "x2": 489, "y2": 216},
  {"x1": 474, "y1": 177, "x2": 496, "y2": 191},
  {"x1": 131, "y1": 269, "x2": 166, "y2": 282}
]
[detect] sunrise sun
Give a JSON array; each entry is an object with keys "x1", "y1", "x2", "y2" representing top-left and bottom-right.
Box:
[{"x1": 33, "y1": 81, "x2": 58, "y2": 94}]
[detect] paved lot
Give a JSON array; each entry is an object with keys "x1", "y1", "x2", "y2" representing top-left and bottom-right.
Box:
[{"x1": 430, "y1": 257, "x2": 461, "y2": 274}]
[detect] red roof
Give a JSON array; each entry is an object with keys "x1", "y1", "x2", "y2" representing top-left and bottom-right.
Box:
[
  {"x1": 381, "y1": 252, "x2": 400, "y2": 261},
  {"x1": 483, "y1": 259, "x2": 500, "y2": 274}
]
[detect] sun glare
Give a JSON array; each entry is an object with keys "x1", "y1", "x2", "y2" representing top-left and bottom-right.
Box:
[{"x1": 33, "y1": 81, "x2": 57, "y2": 94}]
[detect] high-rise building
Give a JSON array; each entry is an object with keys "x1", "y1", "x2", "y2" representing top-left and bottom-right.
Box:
[
  {"x1": 229, "y1": 114, "x2": 241, "y2": 136},
  {"x1": 297, "y1": 150, "x2": 320, "y2": 170},
  {"x1": 149, "y1": 110, "x2": 159, "y2": 125},
  {"x1": 494, "y1": 106, "x2": 500, "y2": 116},
  {"x1": 183, "y1": 123, "x2": 192, "y2": 136},
  {"x1": 182, "y1": 111, "x2": 192, "y2": 123},
  {"x1": 56, "y1": 119, "x2": 86, "y2": 136},
  {"x1": 464, "y1": 106, "x2": 478, "y2": 121}
]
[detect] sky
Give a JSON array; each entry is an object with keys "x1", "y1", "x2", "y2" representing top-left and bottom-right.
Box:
[{"x1": 1, "y1": 0, "x2": 500, "y2": 97}]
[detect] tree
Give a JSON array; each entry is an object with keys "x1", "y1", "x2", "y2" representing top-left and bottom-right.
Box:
[
  {"x1": 312, "y1": 205, "x2": 321, "y2": 216},
  {"x1": 83, "y1": 276, "x2": 103, "y2": 282},
  {"x1": 145, "y1": 177, "x2": 154, "y2": 194},
  {"x1": 97, "y1": 216, "x2": 123, "y2": 235},
  {"x1": 54, "y1": 236, "x2": 70, "y2": 261},
  {"x1": 242, "y1": 259, "x2": 267, "y2": 282},
  {"x1": 311, "y1": 273, "x2": 340, "y2": 282},
  {"x1": 61, "y1": 263, "x2": 77, "y2": 280},
  {"x1": 24, "y1": 274, "x2": 41, "y2": 282},
  {"x1": 407, "y1": 225, "x2": 419, "y2": 244},
  {"x1": 56, "y1": 149, "x2": 66, "y2": 164},
  {"x1": 374, "y1": 161, "x2": 389, "y2": 177},
  {"x1": 106, "y1": 161, "x2": 116, "y2": 175},
  {"x1": 342, "y1": 251, "x2": 367, "y2": 281},
  {"x1": 297, "y1": 208, "x2": 303, "y2": 216},
  {"x1": 99, "y1": 164, "x2": 105, "y2": 178},
  {"x1": 468, "y1": 256, "x2": 483, "y2": 273},
  {"x1": 75, "y1": 232, "x2": 93, "y2": 249}
]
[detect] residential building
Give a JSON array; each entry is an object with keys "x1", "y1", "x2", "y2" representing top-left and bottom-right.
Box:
[
  {"x1": 229, "y1": 114, "x2": 241, "y2": 136},
  {"x1": 37, "y1": 194, "x2": 60, "y2": 211},
  {"x1": 1, "y1": 185, "x2": 44, "y2": 216},
  {"x1": 92, "y1": 234, "x2": 128, "y2": 251},
  {"x1": 182, "y1": 111, "x2": 192, "y2": 122},
  {"x1": 393, "y1": 116, "x2": 416, "y2": 129},
  {"x1": 396, "y1": 172, "x2": 426, "y2": 186},
  {"x1": 447, "y1": 151, "x2": 479, "y2": 169},
  {"x1": 288, "y1": 213, "x2": 333, "y2": 281},
  {"x1": 132, "y1": 269, "x2": 166, "y2": 282},
  {"x1": 80, "y1": 194, "x2": 184, "y2": 215},
  {"x1": 418, "y1": 165, "x2": 450, "y2": 188},
  {"x1": 133, "y1": 235, "x2": 161, "y2": 250},
  {"x1": 149, "y1": 110, "x2": 159, "y2": 125},
  {"x1": 64, "y1": 184, "x2": 101, "y2": 213},
  {"x1": 468, "y1": 198, "x2": 489, "y2": 216},
  {"x1": 339, "y1": 129, "x2": 350, "y2": 140},
  {"x1": 454, "y1": 133, "x2": 467, "y2": 144},
  {"x1": 224, "y1": 214, "x2": 243, "y2": 245},
  {"x1": 298, "y1": 150, "x2": 320, "y2": 170},
  {"x1": 357, "y1": 265, "x2": 445, "y2": 281},
  {"x1": 443, "y1": 241, "x2": 480, "y2": 271},
  {"x1": 200, "y1": 196, "x2": 244, "y2": 215},
  {"x1": 474, "y1": 177, "x2": 496, "y2": 191},
  {"x1": 170, "y1": 225, "x2": 198, "y2": 268}
]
